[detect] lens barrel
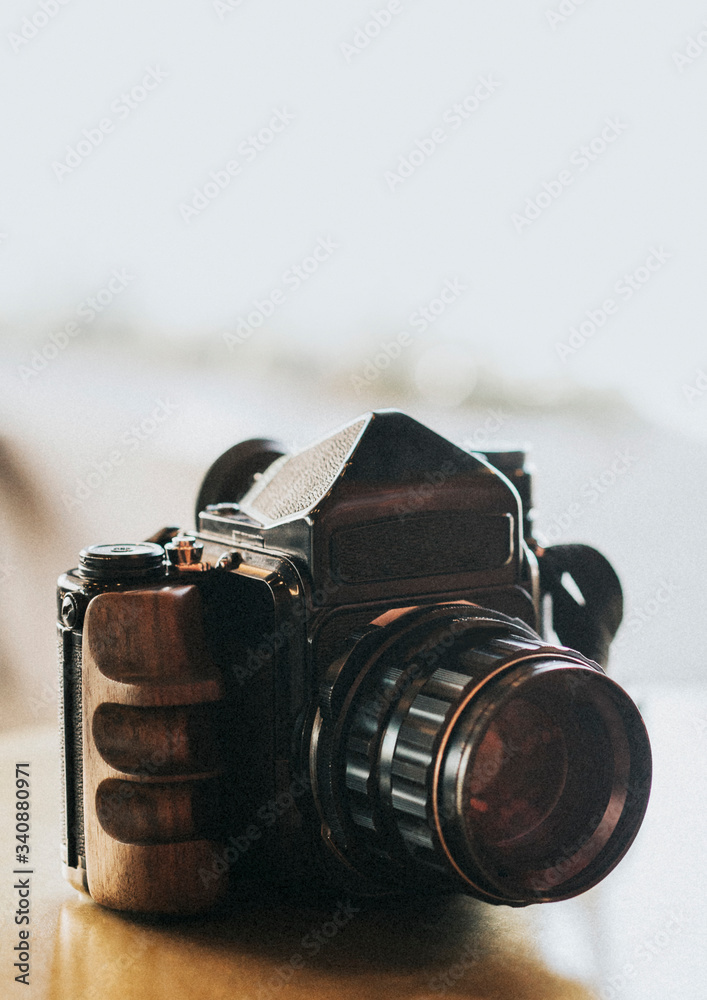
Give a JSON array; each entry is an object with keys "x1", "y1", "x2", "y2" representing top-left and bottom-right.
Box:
[{"x1": 310, "y1": 603, "x2": 651, "y2": 905}]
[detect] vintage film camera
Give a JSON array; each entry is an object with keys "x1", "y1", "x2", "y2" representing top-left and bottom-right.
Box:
[{"x1": 57, "y1": 410, "x2": 651, "y2": 914}]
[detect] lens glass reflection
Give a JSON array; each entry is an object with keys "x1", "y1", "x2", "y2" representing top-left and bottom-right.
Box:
[
  {"x1": 463, "y1": 697, "x2": 568, "y2": 846},
  {"x1": 457, "y1": 667, "x2": 635, "y2": 898}
]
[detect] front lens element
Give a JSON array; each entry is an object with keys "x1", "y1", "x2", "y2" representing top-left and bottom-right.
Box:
[
  {"x1": 445, "y1": 661, "x2": 645, "y2": 901},
  {"x1": 462, "y1": 694, "x2": 568, "y2": 847}
]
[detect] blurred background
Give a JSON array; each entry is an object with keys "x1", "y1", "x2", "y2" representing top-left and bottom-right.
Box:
[
  {"x1": 1, "y1": 0, "x2": 706, "y2": 721},
  {"x1": 0, "y1": 1, "x2": 706, "y2": 996}
]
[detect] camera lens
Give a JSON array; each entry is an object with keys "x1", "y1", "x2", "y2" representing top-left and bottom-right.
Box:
[
  {"x1": 311, "y1": 603, "x2": 651, "y2": 905},
  {"x1": 443, "y1": 659, "x2": 642, "y2": 901}
]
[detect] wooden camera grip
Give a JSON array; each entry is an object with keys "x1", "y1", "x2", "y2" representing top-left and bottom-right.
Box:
[{"x1": 81, "y1": 585, "x2": 229, "y2": 913}]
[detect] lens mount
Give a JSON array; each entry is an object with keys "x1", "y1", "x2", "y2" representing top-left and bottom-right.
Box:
[{"x1": 309, "y1": 603, "x2": 651, "y2": 905}]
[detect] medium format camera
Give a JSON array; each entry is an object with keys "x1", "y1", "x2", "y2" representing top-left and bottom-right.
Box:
[{"x1": 57, "y1": 410, "x2": 651, "y2": 914}]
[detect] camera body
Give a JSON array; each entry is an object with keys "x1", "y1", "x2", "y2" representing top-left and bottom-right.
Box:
[{"x1": 57, "y1": 411, "x2": 650, "y2": 914}]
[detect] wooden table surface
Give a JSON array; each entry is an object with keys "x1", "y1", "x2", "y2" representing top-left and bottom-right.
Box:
[{"x1": 2, "y1": 685, "x2": 705, "y2": 999}]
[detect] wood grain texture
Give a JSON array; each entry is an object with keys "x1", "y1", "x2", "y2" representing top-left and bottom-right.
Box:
[{"x1": 82, "y1": 585, "x2": 229, "y2": 913}]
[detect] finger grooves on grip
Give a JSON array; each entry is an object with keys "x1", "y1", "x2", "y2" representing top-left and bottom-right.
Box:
[
  {"x1": 82, "y1": 584, "x2": 230, "y2": 913},
  {"x1": 86, "y1": 586, "x2": 222, "y2": 685},
  {"x1": 93, "y1": 702, "x2": 226, "y2": 774},
  {"x1": 96, "y1": 777, "x2": 224, "y2": 845}
]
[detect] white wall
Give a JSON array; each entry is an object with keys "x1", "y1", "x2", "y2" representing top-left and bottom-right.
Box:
[{"x1": 1, "y1": 0, "x2": 706, "y2": 437}]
